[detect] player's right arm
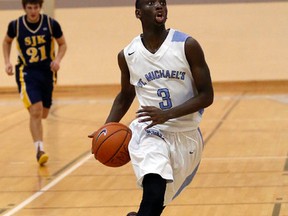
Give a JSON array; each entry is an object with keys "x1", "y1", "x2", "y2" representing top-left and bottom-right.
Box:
[
  {"x1": 2, "y1": 34, "x2": 14, "y2": 75},
  {"x1": 3, "y1": 21, "x2": 16, "y2": 76},
  {"x1": 105, "y1": 50, "x2": 136, "y2": 123}
]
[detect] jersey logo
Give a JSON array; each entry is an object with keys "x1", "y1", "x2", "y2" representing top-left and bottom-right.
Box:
[
  {"x1": 146, "y1": 128, "x2": 165, "y2": 140},
  {"x1": 128, "y1": 51, "x2": 135, "y2": 56}
]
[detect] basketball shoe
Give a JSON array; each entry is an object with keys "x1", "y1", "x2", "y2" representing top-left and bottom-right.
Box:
[
  {"x1": 36, "y1": 147, "x2": 49, "y2": 166},
  {"x1": 126, "y1": 212, "x2": 137, "y2": 216}
]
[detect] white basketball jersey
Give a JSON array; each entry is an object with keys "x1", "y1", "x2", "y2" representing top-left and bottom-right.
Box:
[{"x1": 124, "y1": 29, "x2": 203, "y2": 132}]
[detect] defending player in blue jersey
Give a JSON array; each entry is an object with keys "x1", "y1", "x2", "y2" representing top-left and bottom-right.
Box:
[{"x1": 2, "y1": 0, "x2": 67, "y2": 166}]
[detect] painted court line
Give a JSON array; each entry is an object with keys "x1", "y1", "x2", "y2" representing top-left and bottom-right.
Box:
[{"x1": 3, "y1": 153, "x2": 93, "y2": 216}]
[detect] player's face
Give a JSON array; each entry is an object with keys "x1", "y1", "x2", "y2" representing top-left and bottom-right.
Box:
[
  {"x1": 136, "y1": 0, "x2": 168, "y2": 26},
  {"x1": 24, "y1": 3, "x2": 41, "y2": 23}
]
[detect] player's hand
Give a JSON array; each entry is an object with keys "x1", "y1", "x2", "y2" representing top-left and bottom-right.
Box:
[
  {"x1": 50, "y1": 60, "x2": 60, "y2": 72},
  {"x1": 88, "y1": 131, "x2": 97, "y2": 139},
  {"x1": 136, "y1": 106, "x2": 169, "y2": 129},
  {"x1": 5, "y1": 63, "x2": 13, "y2": 75},
  {"x1": 88, "y1": 131, "x2": 97, "y2": 154}
]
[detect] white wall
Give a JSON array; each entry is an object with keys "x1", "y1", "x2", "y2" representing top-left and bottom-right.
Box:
[{"x1": 0, "y1": 2, "x2": 287, "y2": 88}]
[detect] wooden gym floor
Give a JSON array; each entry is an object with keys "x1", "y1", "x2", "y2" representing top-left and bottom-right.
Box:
[{"x1": 0, "y1": 81, "x2": 287, "y2": 216}]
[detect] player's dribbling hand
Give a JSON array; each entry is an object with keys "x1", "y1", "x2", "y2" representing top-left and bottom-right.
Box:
[
  {"x1": 88, "y1": 131, "x2": 97, "y2": 153},
  {"x1": 88, "y1": 131, "x2": 97, "y2": 139}
]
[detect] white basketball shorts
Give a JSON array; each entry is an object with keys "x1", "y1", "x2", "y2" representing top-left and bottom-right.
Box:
[{"x1": 128, "y1": 119, "x2": 204, "y2": 205}]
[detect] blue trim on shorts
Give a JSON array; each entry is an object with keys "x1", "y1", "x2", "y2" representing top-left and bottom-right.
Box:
[
  {"x1": 199, "y1": 108, "x2": 204, "y2": 115},
  {"x1": 173, "y1": 163, "x2": 200, "y2": 200},
  {"x1": 198, "y1": 127, "x2": 204, "y2": 148}
]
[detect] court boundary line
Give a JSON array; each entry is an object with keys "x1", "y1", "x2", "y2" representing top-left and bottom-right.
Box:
[{"x1": 2, "y1": 153, "x2": 93, "y2": 216}]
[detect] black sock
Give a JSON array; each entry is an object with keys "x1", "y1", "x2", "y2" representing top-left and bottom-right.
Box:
[{"x1": 137, "y1": 174, "x2": 166, "y2": 216}]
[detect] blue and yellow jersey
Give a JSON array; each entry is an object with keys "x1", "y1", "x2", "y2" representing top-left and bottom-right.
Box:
[{"x1": 16, "y1": 14, "x2": 55, "y2": 69}]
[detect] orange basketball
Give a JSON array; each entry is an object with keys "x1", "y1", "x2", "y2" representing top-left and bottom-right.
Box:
[{"x1": 91, "y1": 122, "x2": 132, "y2": 167}]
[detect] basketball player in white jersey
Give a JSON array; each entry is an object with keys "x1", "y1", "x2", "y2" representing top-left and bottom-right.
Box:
[{"x1": 104, "y1": 0, "x2": 213, "y2": 215}]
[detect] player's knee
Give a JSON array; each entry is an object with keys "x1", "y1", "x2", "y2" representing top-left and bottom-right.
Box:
[
  {"x1": 42, "y1": 108, "x2": 50, "y2": 119},
  {"x1": 29, "y1": 108, "x2": 42, "y2": 119},
  {"x1": 29, "y1": 104, "x2": 43, "y2": 119},
  {"x1": 42, "y1": 113, "x2": 48, "y2": 119}
]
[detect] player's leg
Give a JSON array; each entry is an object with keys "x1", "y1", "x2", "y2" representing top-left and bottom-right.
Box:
[
  {"x1": 32, "y1": 71, "x2": 54, "y2": 165},
  {"x1": 164, "y1": 129, "x2": 204, "y2": 202},
  {"x1": 137, "y1": 174, "x2": 166, "y2": 216},
  {"x1": 127, "y1": 120, "x2": 172, "y2": 216},
  {"x1": 15, "y1": 66, "x2": 49, "y2": 165},
  {"x1": 29, "y1": 101, "x2": 43, "y2": 142},
  {"x1": 42, "y1": 107, "x2": 50, "y2": 119},
  {"x1": 41, "y1": 71, "x2": 53, "y2": 120},
  {"x1": 29, "y1": 102, "x2": 49, "y2": 165}
]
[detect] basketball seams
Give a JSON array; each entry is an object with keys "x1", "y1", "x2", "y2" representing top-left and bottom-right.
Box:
[
  {"x1": 92, "y1": 122, "x2": 132, "y2": 167},
  {"x1": 103, "y1": 129, "x2": 131, "y2": 166},
  {"x1": 93, "y1": 123, "x2": 129, "y2": 154},
  {"x1": 94, "y1": 129, "x2": 125, "y2": 155}
]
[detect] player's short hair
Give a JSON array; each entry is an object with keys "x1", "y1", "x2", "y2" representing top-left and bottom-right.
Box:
[
  {"x1": 22, "y1": 0, "x2": 44, "y2": 8},
  {"x1": 135, "y1": 0, "x2": 140, "y2": 9}
]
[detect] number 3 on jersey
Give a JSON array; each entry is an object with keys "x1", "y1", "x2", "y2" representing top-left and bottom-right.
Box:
[{"x1": 157, "y1": 88, "x2": 172, "y2": 110}]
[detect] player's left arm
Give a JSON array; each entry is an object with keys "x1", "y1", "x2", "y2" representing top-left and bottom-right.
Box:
[
  {"x1": 183, "y1": 37, "x2": 214, "y2": 111},
  {"x1": 51, "y1": 36, "x2": 67, "y2": 72},
  {"x1": 137, "y1": 37, "x2": 214, "y2": 128},
  {"x1": 50, "y1": 20, "x2": 67, "y2": 72},
  {"x1": 162, "y1": 37, "x2": 214, "y2": 118}
]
